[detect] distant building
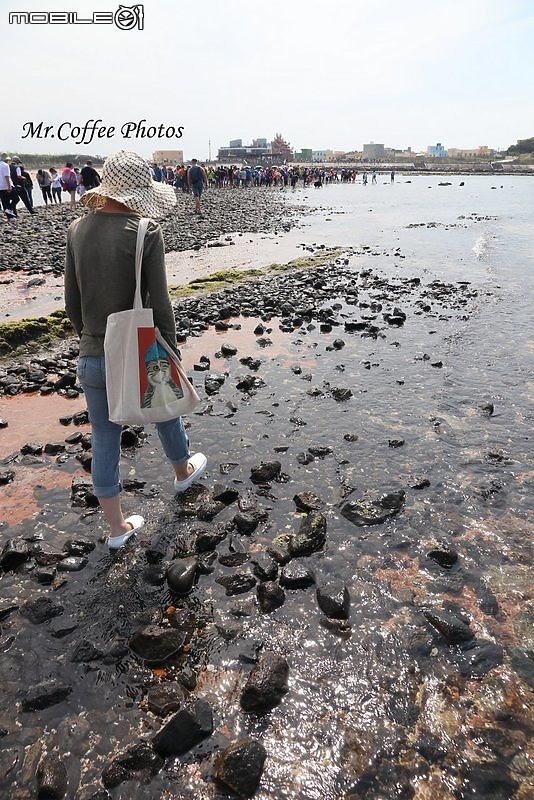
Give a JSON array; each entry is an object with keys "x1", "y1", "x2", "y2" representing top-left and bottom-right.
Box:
[
  {"x1": 427, "y1": 143, "x2": 447, "y2": 158},
  {"x1": 294, "y1": 149, "x2": 313, "y2": 162},
  {"x1": 312, "y1": 150, "x2": 333, "y2": 162},
  {"x1": 217, "y1": 138, "x2": 271, "y2": 163},
  {"x1": 447, "y1": 145, "x2": 492, "y2": 158},
  {"x1": 152, "y1": 149, "x2": 184, "y2": 164},
  {"x1": 217, "y1": 134, "x2": 293, "y2": 164},
  {"x1": 363, "y1": 142, "x2": 385, "y2": 159}
]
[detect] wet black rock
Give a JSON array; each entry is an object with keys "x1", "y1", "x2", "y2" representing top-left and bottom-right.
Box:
[
  {"x1": 219, "y1": 543, "x2": 249, "y2": 567},
  {"x1": 214, "y1": 738, "x2": 267, "y2": 798},
  {"x1": 233, "y1": 512, "x2": 259, "y2": 534},
  {"x1": 0, "y1": 537, "x2": 30, "y2": 569},
  {"x1": 251, "y1": 553, "x2": 278, "y2": 582},
  {"x1": 36, "y1": 752, "x2": 68, "y2": 798},
  {"x1": 308, "y1": 445, "x2": 333, "y2": 458},
  {"x1": 250, "y1": 460, "x2": 281, "y2": 484},
  {"x1": 460, "y1": 762, "x2": 518, "y2": 800},
  {"x1": 458, "y1": 638, "x2": 504, "y2": 678},
  {"x1": 409, "y1": 476, "x2": 431, "y2": 490},
  {"x1": 289, "y1": 512, "x2": 327, "y2": 557},
  {"x1": 423, "y1": 608, "x2": 474, "y2": 644},
  {"x1": 267, "y1": 534, "x2": 293, "y2": 564},
  {"x1": 217, "y1": 571, "x2": 257, "y2": 596},
  {"x1": 481, "y1": 402, "x2": 494, "y2": 416},
  {"x1": 195, "y1": 525, "x2": 229, "y2": 552},
  {"x1": 296, "y1": 451, "x2": 315, "y2": 465},
  {"x1": 476, "y1": 583, "x2": 500, "y2": 616},
  {"x1": 221, "y1": 342, "x2": 238, "y2": 357},
  {"x1": 425, "y1": 539, "x2": 459, "y2": 568},
  {"x1": 70, "y1": 640, "x2": 103, "y2": 663},
  {"x1": 120, "y1": 427, "x2": 139, "y2": 448},
  {"x1": 21, "y1": 596, "x2": 64, "y2": 624},
  {"x1": 331, "y1": 387, "x2": 352, "y2": 402},
  {"x1": 129, "y1": 625, "x2": 186, "y2": 663},
  {"x1": 102, "y1": 742, "x2": 164, "y2": 789},
  {"x1": 280, "y1": 563, "x2": 316, "y2": 589},
  {"x1": 293, "y1": 492, "x2": 322, "y2": 512},
  {"x1": 316, "y1": 582, "x2": 350, "y2": 619},
  {"x1": 257, "y1": 581, "x2": 285, "y2": 613},
  {"x1": 166, "y1": 559, "x2": 197, "y2": 595},
  {"x1": 341, "y1": 490, "x2": 405, "y2": 526},
  {"x1": 20, "y1": 441, "x2": 44, "y2": 455},
  {"x1": 44, "y1": 442, "x2": 66, "y2": 455},
  {"x1": 240, "y1": 652, "x2": 290, "y2": 712},
  {"x1": 0, "y1": 604, "x2": 18, "y2": 621},
  {"x1": 388, "y1": 439, "x2": 405, "y2": 448},
  {"x1": 0, "y1": 468, "x2": 15, "y2": 486},
  {"x1": 57, "y1": 556, "x2": 88, "y2": 572},
  {"x1": 510, "y1": 647, "x2": 534, "y2": 688},
  {"x1": 415, "y1": 733, "x2": 449, "y2": 763},
  {"x1": 142, "y1": 563, "x2": 166, "y2": 585},
  {"x1": 63, "y1": 538, "x2": 95, "y2": 557},
  {"x1": 147, "y1": 682, "x2": 186, "y2": 716},
  {"x1": 152, "y1": 699, "x2": 214, "y2": 756},
  {"x1": 21, "y1": 680, "x2": 72, "y2": 711},
  {"x1": 204, "y1": 373, "x2": 225, "y2": 395},
  {"x1": 70, "y1": 477, "x2": 98, "y2": 508},
  {"x1": 197, "y1": 500, "x2": 226, "y2": 521},
  {"x1": 212, "y1": 483, "x2": 240, "y2": 505}
]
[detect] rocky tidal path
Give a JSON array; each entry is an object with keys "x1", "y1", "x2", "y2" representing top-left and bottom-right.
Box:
[{"x1": 0, "y1": 251, "x2": 532, "y2": 799}]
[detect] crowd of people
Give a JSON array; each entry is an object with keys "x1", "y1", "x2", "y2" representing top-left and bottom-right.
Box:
[
  {"x1": 0, "y1": 155, "x2": 103, "y2": 218},
  {"x1": 1, "y1": 154, "x2": 397, "y2": 222}
]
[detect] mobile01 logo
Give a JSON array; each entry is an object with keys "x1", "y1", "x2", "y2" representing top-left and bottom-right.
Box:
[{"x1": 8, "y1": 5, "x2": 144, "y2": 30}]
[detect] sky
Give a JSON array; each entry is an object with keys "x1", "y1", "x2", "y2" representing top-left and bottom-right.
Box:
[{"x1": 1, "y1": 0, "x2": 533, "y2": 160}]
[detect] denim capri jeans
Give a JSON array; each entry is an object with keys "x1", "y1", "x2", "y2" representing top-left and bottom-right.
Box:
[{"x1": 77, "y1": 356, "x2": 190, "y2": 498}]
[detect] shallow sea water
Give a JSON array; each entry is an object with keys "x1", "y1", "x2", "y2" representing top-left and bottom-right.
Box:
[{"x1": 0, "y1": 176, "x2": 533, "y2": 799}]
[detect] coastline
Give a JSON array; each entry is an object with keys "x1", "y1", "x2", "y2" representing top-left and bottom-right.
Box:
[{"x1": 0, "y1": 183, "x2": 532, "y2": 799}]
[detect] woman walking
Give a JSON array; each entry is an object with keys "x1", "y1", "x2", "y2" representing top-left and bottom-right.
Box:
[
  {"x1": 37, "y1": 169, "x2": 53, "y2": 205},
  {"x1": 50, "y1": 168, "x2": 62, "y2": 203},
  {"x1": 65, "y1": 150, "x2": 207, "y2": 550}
]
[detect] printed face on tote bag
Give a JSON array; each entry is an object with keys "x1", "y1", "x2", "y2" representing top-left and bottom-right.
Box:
[{"x1": 138, "y1": 328, "x2": 184, "y2": 409}]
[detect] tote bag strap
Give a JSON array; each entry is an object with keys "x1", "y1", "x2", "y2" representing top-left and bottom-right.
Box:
[{"x1": 133, "y1": 217, "x2": 151, "y2": 310}]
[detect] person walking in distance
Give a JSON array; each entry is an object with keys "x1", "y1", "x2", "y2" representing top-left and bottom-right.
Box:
[
  {"x1": 50, "y1": 168, "x2": 62, "y2": 203},
  {"x1": 0, "y1": 154, "x2": 17, "y2": 219},
  {"x1": 64, "y1": 150, "x2": 207, "y2": 550},
  {"x1": 188, "y1": 158, "x2": 207, "y2": 215},
  {"x1": 37, "y1": 169, "x2": 53, "y2": 205}
]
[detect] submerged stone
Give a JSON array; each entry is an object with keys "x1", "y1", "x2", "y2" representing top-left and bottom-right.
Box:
[
  {"x1": 423, "y1": 608, "x2": 474, "y2": 644},
  {"x1": 152, "y1": 699, "x2": 213, "y2": 756},
  {"x1": 240, "y1": 652, "x2": 290, "y2": 713},
  {"x1": 214, "y1": 739, "x2": 267, "y2": 798},
  {"x1": 341, "y1": 490, "x2": 405, "y2": 526},
  {"x1": 36, "y1": 752, "x2": 68, "y2": 799},
  {"x1": 129, "y1": 625, "x2": 186, "y2": 663}
]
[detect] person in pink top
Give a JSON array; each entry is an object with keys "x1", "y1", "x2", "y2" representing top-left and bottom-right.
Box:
[{"x1": 61, "y1": 162, "x2": 78, "y2": 210}]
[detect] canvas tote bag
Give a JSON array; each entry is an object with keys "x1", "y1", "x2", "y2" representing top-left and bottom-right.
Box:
[{"x1": 104, "y1": 218, "x2": 200, "y2": 425}]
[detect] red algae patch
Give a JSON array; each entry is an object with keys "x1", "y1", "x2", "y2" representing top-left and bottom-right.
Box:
[
  {"x1": 0, "y1": 393, "x2": 86, "y2": 459},
  {"x1": 0, "y1": 464, "x2": 75, "y2": 526}
]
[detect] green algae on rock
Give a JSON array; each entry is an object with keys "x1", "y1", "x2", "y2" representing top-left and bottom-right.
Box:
[
  {"x1": 168, "y1": 248, "x2": 346, "y2": 298},
  {"x1": 0, "y1": 310, "x2": 72, "y2": 357}
]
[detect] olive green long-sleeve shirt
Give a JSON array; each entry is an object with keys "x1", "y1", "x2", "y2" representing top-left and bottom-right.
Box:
[{"x1": 64, "y1": 211, "x2": 177, "y2": 357}]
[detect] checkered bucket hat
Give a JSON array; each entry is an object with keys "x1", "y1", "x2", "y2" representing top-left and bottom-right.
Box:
[{"x1": 81, "y1": 150, "x2": 176, "y2": 218}]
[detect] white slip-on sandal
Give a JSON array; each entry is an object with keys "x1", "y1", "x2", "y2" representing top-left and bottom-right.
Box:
[
  {"x1": 107, "y1": 514, "x2": 145, "y2": 550},
  {"x1": 174, "y1": 452, "x2": 207, "y2": 493}
]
